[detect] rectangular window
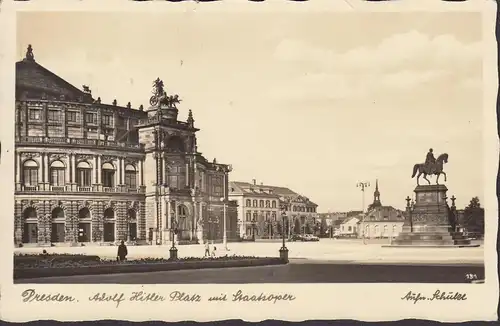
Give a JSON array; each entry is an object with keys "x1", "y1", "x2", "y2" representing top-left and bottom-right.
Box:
[
  {"x1": 23, "y1": 168, "x2": 38, "y2": 186},
  {"x1": 102, "y1": 170, "x2": 115, "y2": 188},
  {"x1": 117, "y1": 116, "x2": 126, "y2": 128},
  {"x1": 76, "y1": 169, "x2": 92, "y2": 187},
  {"x1": 29, "y1": 109, "x2": 41, "y2": 120},
  {"x1": 67, "y1": 111, "x2": 78, "y2": 122},
  {"x1": 85, "y1": 112, "x2": 97, "y2": 124},
  {"x1": 246, "y1": 212, "x2": 251, "y2": 222},
  {"x1": 48, "y1": 110, "x2": 62, "y2": 122},
  {"x1": 102, "y1": 115, "x2": 112, "y2": 126},
  {"x1": 125, "y1": 172, "x2": 137, "y2": 188},
  {"x1": 50, "y1": 168, "x2": 65, "y2": 186}
]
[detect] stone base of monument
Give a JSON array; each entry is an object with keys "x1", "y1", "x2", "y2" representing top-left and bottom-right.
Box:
[{"x1": 385, "y1": 184, "x2": 479, "y2": 248}]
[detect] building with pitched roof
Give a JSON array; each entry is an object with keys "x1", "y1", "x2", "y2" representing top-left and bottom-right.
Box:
[
  {"x1": 14, "y1": 45, "x2": 238, "y2": 247},
  {"x1": 358, "y1": 180, "x2": 405, "y2": 239},
  {"x1": 229, "y1": 180, "x2": 318, "y2": 239}
]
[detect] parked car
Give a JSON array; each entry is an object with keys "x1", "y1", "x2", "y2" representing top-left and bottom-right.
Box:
[
  {"x1": 288, "y1": 234, "x2": 304, "y2": 242},
  {"x1": 303, "y1": 234, "x2": 320, "y2": 242}
]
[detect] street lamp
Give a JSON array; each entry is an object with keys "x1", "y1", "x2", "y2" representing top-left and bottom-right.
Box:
[
  {"x1": 356, "y1": 181, "x2": 370, "y2": 245},
  {"x1": 169, "y1": 208, "x2": 178, "y2": 260},
  {"x1": 279, "y1": 206, "x2": 289, "y2": 262},
  {"x1": 251, "y1": 217, "x2": 256, "y2": 241},
  {"x1": 406, "y1": 196, "x2": 413, "y2": 233}
]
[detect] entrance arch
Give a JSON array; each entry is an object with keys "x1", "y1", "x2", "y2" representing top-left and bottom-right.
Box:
[
  {"x1": 78, "y1": 207, "x2": 92, "y2": 242},
  {"x1": 177, "y1": 205, "x2": 190, "y2": 240},
  {"x1": 22, "y1": 207, "x2": 38, "y2": 243},
  {"x1": 103, "y1": 208, "x2": 115, "y2": 242},
  {"x1": 51, "y1": 207, "x2": 65, "y2": 243}
]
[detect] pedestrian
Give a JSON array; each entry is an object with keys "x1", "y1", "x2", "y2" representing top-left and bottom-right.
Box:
[
  {"x1": 204, "y1": 241, "x2": 210, "y2": 257},
  {"x1": 117, "y1": 240, "x2": 128, "y2": 262},
  {"x1": 212, "y1": 245, "x2": 217, "y2": 257}
]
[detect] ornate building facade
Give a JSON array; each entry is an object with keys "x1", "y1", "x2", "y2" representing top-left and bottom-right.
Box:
[
  {"x1": 14, "y1": 45, "x2": 237, "y2": 247},
  {"x1": 229, "y1": 180, "x2": 318, "y2": 239}
]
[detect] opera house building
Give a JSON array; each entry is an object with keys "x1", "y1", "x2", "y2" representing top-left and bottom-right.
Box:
[{"x1": 14, "y1": 45, "x2": 238, "y2": 247}]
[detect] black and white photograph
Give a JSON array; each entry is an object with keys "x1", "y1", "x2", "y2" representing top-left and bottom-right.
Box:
[{"x1": 1, "y1": 6, "x2": 498, "y2": 323}]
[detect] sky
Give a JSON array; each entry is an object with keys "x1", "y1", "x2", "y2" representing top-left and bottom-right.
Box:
[{"x1": 16, "y1": 12, "x2": 484, "y2": 212}]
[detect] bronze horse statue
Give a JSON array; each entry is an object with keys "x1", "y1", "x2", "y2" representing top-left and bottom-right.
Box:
[{"x1": 411, "y1": 153, "x2": 448, "y2": 185}]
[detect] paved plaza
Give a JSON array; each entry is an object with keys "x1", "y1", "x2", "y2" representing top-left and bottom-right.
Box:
[{"x1": 15, "y1": 239, "x2": 484, "y2": 265}]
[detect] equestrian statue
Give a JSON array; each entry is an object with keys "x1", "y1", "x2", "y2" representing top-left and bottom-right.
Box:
[{"x1": 411, "y1": 148, "x2": 449, "y2": 185}]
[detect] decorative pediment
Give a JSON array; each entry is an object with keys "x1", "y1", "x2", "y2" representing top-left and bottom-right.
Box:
[
  {"x1": 77, "y1": 200, "x2": 94, "y2": 212},
  {"x1": 49, "y1": 153, "x2": 68, "y2": 164},
  {"x1": 101, "y1": 155, "x2": 116, "y2": 163},
  {"x1": 104, "y1": 200, "x2": 116, "y2": 211},
  {"x1": 124, "y1": 158, "x2": 138, "y2": 167},
  {"x1": 50, "y1": 200, "x2": 66, "y2": 212},
  {"x1": 76, "y1": 154, "x2": 94, "y2": 161},
  {"x1": 21, "y1": 200, "x2": 40, "y2": 211},
  {"x1": 20, "y1": 152, "x2": 40, "y2": 160},
  {"x1": 128, "y1": 200, "x2": 139, "y2": 211}
]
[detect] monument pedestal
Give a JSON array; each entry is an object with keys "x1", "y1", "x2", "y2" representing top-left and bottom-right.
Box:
[{"x1": 389, "y1": 185, "x2": 475, "y2": 247}]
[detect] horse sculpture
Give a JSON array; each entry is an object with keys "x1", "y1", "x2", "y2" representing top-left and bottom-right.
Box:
[{"x1": 411, "y1": 153, "x2": 448, "y2": 185}]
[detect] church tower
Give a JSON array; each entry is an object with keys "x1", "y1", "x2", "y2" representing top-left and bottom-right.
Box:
[{"x1": 371, "y1": 179, "x2": 382, "y2": 208}]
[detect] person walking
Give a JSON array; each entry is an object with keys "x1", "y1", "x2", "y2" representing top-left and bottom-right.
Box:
[
  {"x1": 117, "y1": 240, "x2": 128, "y2": 262},
  {"x1": 204, "y1": 241, "x2": 210, "y2": 257},
  {"x1": 212, "y1": 245, "x2": 217, "y2": 257}
]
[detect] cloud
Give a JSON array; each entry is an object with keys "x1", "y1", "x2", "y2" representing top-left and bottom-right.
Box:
[
  {"x1": 274, "y1": 31, "x2": 481, "y2": 73},
  {"x1": 271, "y1": 31, "x2": 481, "y2": 104}
]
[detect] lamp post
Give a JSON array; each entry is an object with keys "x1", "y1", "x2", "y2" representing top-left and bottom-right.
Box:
[
  {"x1": 279, "y1": 205, "x2": 289, "y2": 262},
  {"x1": 251, "y1": 217, "x2": 256, "y2": 241},
  {"x1": 356, "y1": 181, "x2": 370, "y2": 245},
  {"x1": 405, "y1": 196, "x2": 413, "y2": 233},
  {"x1": 169, "y1": 207, "x2": 178, "y2": 260}
]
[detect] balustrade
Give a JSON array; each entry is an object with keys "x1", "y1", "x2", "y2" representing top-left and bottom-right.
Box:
[{"x1": 16, "y1": 136, "x2": 143, "y2": 150}]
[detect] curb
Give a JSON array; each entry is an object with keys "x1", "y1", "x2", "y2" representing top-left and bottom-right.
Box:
[{"x1": 14, "y1": 258, "x2": 287, "y2": 280}]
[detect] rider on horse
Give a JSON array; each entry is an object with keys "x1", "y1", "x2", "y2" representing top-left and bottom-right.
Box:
[{"x1": 425, "y1": 148, "x2": 436, "y2": 175}]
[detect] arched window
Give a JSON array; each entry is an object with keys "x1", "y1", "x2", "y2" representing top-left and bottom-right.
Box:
[
  {"x1": 102, "y1": 162, "x2": 115, "y2": 188},
  {"x1": 259, "y1": 200, "x2": 264, "y2": 208},
  {"x1": 271, "y1": 200, "x2": 276, "y2": 208},
  {"x1": 104, "y1": 208, "x2": 115, "y2": 220},
  {"x1": 76, "y1": 161, "x2": 92, "y2": 187},
  {"x1": 178, "y1": 205, "x2": 187, "y2": 217},
  {"x1": 265, "y1": 200, "x2": 270, "y2": 208},
  {"x1": 374, "y1": 225, "x2": 379, "y2": 234},
  {"x1": 50, "y1": 160, "x2": 66, "y2": 186},
  {"x1": 124, "y1": 164, "x2": 137, "y2": 189},
  {"x1": 271, "y1": 212, "x2": 276, "y2": 221},
  {"x1": 253, "y1": 212, "x2": 257, "y2": 221},
  {"x1": 246, "y1": 199, "x2": 251, "y2": 207},
  {"x1": 392, "y1": 225, "x2": 397, "y2": 233},
  {"x1": 78, "y1": 207, "x2": 91, "y2": 220},
  {"x1": 22, "y1": 160, "x2": 39, "y2": 186},
  {"x1": 51, "y1": 207, "x2": 65, "y2": 220},
  {"x1": 383, "y1": 225, "x2": 388, "y2": 235},
  {"x1": 246, "y1": 211, "x2": 251, "y2": 221},
  {"x1": 253, "y1": 200, "x2": 257, "y2": 207}
]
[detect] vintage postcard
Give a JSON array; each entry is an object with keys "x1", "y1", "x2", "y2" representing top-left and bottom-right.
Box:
[{"x1": 0, "y1": 1, "x2": 498, "y2": 323}]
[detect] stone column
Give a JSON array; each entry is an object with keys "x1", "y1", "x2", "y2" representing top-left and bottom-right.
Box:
[
  {"x1": 92, "y1": 156, "x2": 97, "y2": 186},
  {"x1": 162, "y1": 198, "x2": 169, "y2": 243},
  {"x1": 15, "y1": 152, "x2": 21, "y2": 190},
  {"x1": 138, "y1": 159, "x2": 143, "y2": 187},
  {"x1": 71, "y1": 154, "x2": 76, "y2": 191},
  {"x1": 97, "y1": 155, "x2": 102, "y2": 190},
  {"x1": 161, "y1": 154, "x2": 166, "y2": 185},
  {"x1": 120, "y1": 157, "x2": 125, "y2": 185},
  {"x1": 192, "y1": 200, "x2": 197, "y2": 242},
  {"x1": 116, "y1": 158, "x2": 122, "y2": 188},
  {"x1": 64, "y1": 156, "x2": 70, "y2": 188},
  {"x1": 43, "y1": 153, "x2": 49, "y2": 190},
  {"x1": 197, "y1": 202, "x2": 204, "y2": 241}
]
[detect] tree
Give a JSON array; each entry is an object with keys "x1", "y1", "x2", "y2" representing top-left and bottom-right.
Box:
[
  {"x1": 463, "y1": 196, "x2": 484, "y2": 236},
  {"x1": 320, "y1": 219, "x2": 328, "y2": 237}
]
